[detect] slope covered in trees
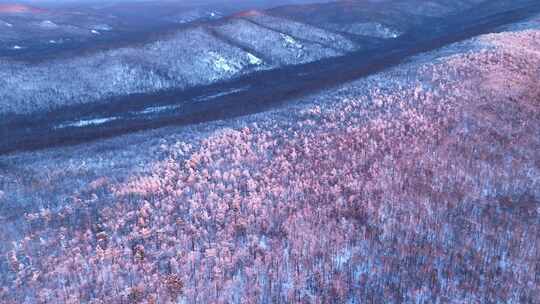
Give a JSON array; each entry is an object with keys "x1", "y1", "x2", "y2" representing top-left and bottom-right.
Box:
[
  {"x1": 0, "y1": 12, "x2": 358, "y2": 116},
  {"x1": 1, "y1": 15, "x2": 539, "y2": 303},
  {"x1": 1, "y1": 0, "x2": 521, "y2": 116}
]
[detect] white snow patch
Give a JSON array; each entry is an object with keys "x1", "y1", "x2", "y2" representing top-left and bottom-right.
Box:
[
  {"x1": 259, "y1": 235, "x2": 268, "y2": 250},
  {"x1": 247, "y1": 53, "x2": 263, "y2": 65},
  {"x1": 207, "y1": 10, "x2": 221, "y2": 19},
  {"x1": 91, "y1": 29, "x2": 100, "y2": 35},
  {"x1": 338, "y1": 22, "x2": 401, "y2": 39},
  {"x1": 39, "y1": 20, "x2": 58, "y2": 29},
  {"x1": 49, "y1": 39, "x2": 66, "y2": 44},
  {"x1": 12, "y1": 45, "x2": 23, "y2": 50},
  {"x1": 206, "y1": 51, "x2": 243, "y2": 73},
  {"x1": 134, "y1": 105, "x2": 180, "y2": 115},
  {"x1": 93, "y1": 24, "x2": 112, "y2": 31},
  {"x1": 281, "y1": 33, "x2": 303, "y2": 49},
  {"x1": 194, "y1": 86, "x2": 249, "y2": 102},
  {"x1": 1, "y1": 20, "x2": 13, "y2": 27},
  {"x1": 56, "y1": 117, "x2": 117, "y2": 129},
  {"x1": 212, "y1": 54, "x2": 233, "y2": 72},
  {"x1": 176, "y1": 18, "x2": 192, "y2": 24},
  {"x1": 171, "y1": 10, "x2": 219, "y2": 24},
  {"x1": 334, "y1": 249, "x2": 352, "y2": 269}
]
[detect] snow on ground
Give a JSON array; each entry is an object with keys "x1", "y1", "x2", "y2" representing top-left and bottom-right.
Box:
[
  {"x1": 166, "y1": 9, "x2": 223, "y2": 24},
  {"x1": 134, "y1": 105, "x2": 181, "y2": 116},
  {"x1": 247, "y1": 53, "x2": 263, "y2": 65},
  {"x1": 206, "y1": 51, "x2": 243, "y2": 74},
  {"x1": 245, "y1": 13, "x2": 357, "y2": 52},
  {"x1": 0, "y1": 12, "x2": 359, "y2": 116},
  {"x1": 55, "y1": 117, "x2": 118, "y2": 129},
  {"x1": 193, "y1": 86, "x2": 250, "y2": 102},
  {"x1": 0, "y1": 1, "x2": 534, "y2": 120},
  {"x1": 280, "y1": 33, "x2": 303, "y2": 49},
  {"x1": 0, "y1": 27, "x2": 265, "y2": 116},
  {"x1": 37, "y1": 20, "x2": 58, "y2": 29},
  {"x1": 213, "y1": 18, "x2": 341, "y2": 66},
  {"x1": 92, "y1": 24, "x2": 112, "y2": 31},
  {"x1": 0, "y1": 20, "x2": 13, "y2": 27},
  {"x1": 331, "y1": 22, "x2": 401, "y2": 39}
]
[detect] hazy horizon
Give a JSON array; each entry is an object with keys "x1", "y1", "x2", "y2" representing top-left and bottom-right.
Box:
[{"x1": 1, "y1": 0, "x2": 331, "y2": 8}]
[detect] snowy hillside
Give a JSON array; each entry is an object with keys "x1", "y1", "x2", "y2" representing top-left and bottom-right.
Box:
[
  {"x1": 0, "y1": 26, "x2": 271, "y2": 115},
  {"x1": 212, "y1": 17, "x2": 347, "y2": 66},
  {"x1": 1, "y1": 12, "x2": 539, "y2": 303},
  {"x1": 0, "y1": 7, "x2": 364, "y2": 115},
  {"x1": 1, "y1": 0, "x2": 514, "y2": 116}
]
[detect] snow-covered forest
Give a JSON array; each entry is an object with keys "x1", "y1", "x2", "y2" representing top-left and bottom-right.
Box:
[
  {"x1": 1, "y1": 14, "x2": 539, "y2": 302},
  {"x1": 0, "y1": 0, "x2": 502, "y2": 116},
  {"x1": 0, "y1": 16, "x2": 358, "y2": 116}
]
